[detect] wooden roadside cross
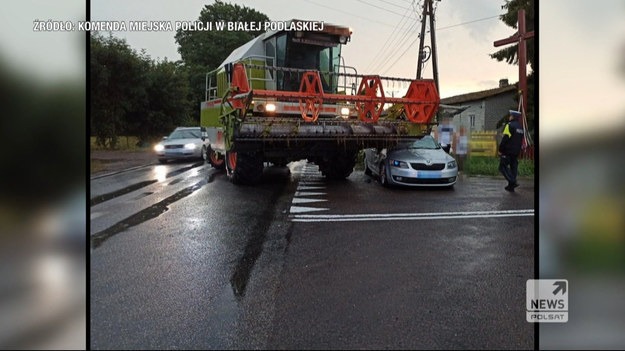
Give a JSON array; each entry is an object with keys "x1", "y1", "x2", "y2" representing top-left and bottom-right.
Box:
[{"x1": 494, "y1": 9, "x2": 534, "y2": 118}]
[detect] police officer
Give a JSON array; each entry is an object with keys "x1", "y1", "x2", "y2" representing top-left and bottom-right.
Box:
[{"x1": 498, "y1": 110, "x2": 524, "y2": 192}]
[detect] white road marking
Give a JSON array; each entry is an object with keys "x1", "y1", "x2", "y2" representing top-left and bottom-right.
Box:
[
  {"x1": 291, "y1": 209, "x2": 534, "y2": 222},
  {"x1": 297, "y1": 186, "x2": 326, "y2": 190},
  {"x1": 90, "y1": 211, "x2": 105, "y2": 220},
  {"x1": 294, "y1": 191, "x2": 326, "y2": 196},
  {"x1": 288, "y1": 161, "x2": 329, "y2": 213},
  {"x1": 292, "y1": 198, "x2": 328, "y2": 204},
  {"x1": 290, "y1": 206, "x2": 330, "y2": 213}
]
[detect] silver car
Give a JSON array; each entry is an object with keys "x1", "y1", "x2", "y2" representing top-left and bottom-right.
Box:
[
  {"x1": 154, "y1": 127, "x2": 209, "y2": 163},
  {"x1": 364, "y1": 135, "x2": 458, "y2": 187}
]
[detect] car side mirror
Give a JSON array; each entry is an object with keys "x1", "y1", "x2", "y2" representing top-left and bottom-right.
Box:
[{"x1": 442, "y1": 145, "x2": 451, "y2": 153}]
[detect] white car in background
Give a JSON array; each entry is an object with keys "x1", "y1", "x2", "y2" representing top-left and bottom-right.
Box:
[{"x1": 154, "y1": 127, "x2": 209, "y2": 163}]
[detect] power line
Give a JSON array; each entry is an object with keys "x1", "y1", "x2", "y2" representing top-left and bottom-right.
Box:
[
  {"x1": 305, "y1": 0, "x2": 400, "y2": 28},
  {"x1": 365, "y1": 0, "x2": 420, "y2": 73},
  {"x1": 371, "y1": 19, "x2": 420, "y2": 74},
  {"x1": 357, "y1": 0, "x2": 414, "y2": 18},
  {"x1": 380, "y1": 34, "x2": 419, "y2": 75},
  {"x1": 380, "y1": 14, "x2": 505, "y2": 74},
  {"x1": 437, "y1": 15, "x2": 501, "y2": 31},
  {"x1": 373, "y1": 0, "x2": 415, "y2": 12},
  {"x1": 369, "y1": 0, "x2": 422, "y2": 73}
]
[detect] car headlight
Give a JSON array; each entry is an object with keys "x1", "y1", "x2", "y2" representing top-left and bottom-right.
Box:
[
  {"x1": 390, "y1": 159, "x2": 409, "y2": 168},
  {"x1": 154, "y1": 144, "x2": 164, "y2": 152},
  {"x1": 184, "y1": 143, "x2": 197, "y2": 150},
  {"x1": 447, "y1": 160, "x2": 457, "y2": 169}
]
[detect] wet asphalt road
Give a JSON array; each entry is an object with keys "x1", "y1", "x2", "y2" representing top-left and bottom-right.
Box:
[{"x1": 90, "y1": 160, "x2": 534, "y2": 349}]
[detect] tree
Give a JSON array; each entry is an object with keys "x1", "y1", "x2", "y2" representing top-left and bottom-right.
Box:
[
  {"x1": 91, "y1": 33, "x2": 194, "y2": 147},
  {"x1": 140, "y1": 59, "x2": 193, "y2": 141},
  {"x1": 90, "y1": 32, "x2": 149, "y2": 148},
  {"x1": 491, "y1": 0, "x2": 535, "y2": 136},
  {"x1": 175, "y1": 1, "x2": 270, "y2": 121}
]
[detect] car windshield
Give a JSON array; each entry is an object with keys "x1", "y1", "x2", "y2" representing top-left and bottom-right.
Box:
[
  {"x1": 168, "y1": 129, "x2": 200, "y2": 140},
  {"x1": 396, "y1": 136, "x2": 440, "y2": 150}
]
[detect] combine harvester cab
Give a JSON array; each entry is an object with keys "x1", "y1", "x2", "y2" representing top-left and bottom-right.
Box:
[{"x1": 201, "y1": 19, "x2": 440, "y2": 184}]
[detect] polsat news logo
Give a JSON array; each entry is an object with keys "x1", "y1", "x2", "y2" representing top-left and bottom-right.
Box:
[{"x1": 526, "y1": 279, "x2": 568, "y2": 323}]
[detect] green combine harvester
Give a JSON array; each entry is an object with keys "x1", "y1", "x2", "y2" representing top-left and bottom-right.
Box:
[{"x1": 200, "y1": 19, "x2": 440, "y2": 184}]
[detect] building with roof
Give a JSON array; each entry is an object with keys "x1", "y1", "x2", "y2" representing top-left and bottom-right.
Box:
[{"x1": 440, "y1": 79, "x2": 518, "y2": 133}]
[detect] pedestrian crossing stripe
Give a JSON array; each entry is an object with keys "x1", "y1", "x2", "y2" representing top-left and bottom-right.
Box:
[{"x1": 289, "y1": 206, "x2": 329, "y2": 213}]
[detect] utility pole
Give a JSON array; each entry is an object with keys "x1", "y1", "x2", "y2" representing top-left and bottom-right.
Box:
[{"x1": 416, "y1": 0, "x2": 439, "y2": 95}]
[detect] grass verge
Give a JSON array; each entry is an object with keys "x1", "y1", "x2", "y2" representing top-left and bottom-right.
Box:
[{"x1": 465, "y1": 156, "x2": 534, "y2": 177}]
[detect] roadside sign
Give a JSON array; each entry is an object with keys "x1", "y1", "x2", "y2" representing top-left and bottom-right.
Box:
[{"x1": 469, "y1": 131, "x2": 497, "y2": 157}]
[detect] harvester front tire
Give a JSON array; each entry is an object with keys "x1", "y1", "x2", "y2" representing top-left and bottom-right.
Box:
[{"x1": 226, "y1": 151, "x2": 263, "y2": 185}]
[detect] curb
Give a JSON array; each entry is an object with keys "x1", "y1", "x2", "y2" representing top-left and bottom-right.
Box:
[{"x1": 90, "y1": 162, "x2": 156, "y2": 180}]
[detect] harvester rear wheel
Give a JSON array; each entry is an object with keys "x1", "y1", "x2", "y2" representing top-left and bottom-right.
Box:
[{"x1": 226, "y1": 151, "x2": 263, "y2": 185}]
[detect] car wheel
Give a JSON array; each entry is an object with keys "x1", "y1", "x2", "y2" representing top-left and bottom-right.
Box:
[{"x1": 379, "y1": 162, "x2": 389, "y2": 187}]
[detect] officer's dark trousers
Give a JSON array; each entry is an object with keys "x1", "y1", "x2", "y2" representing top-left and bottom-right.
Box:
[{"x1": 499, "y1": 154, "x2": 518, "y2": 186}]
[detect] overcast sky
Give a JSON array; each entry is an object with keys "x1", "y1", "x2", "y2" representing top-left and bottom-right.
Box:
[
  {"x1": 89, "y1": 0, "x2": 521, "y2": 99},
  {"x1": 1, "y1": 1, "x2": 624, "y2": 139}
]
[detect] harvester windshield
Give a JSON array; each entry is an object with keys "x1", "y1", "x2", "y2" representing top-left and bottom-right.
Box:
[
  {"x1": 282, "y1": 41, "x2": 340, "y2": 93},
  {"x1": 264, "y1": 30, "x2": 342, "y2": 94}
]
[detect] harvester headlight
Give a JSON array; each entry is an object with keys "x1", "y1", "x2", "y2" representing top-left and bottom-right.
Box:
[
  {"x1": 184, "y1": 143, "x2": 197, "y2": 150},
  {"x1": 265, "y1": 103, "x2": 276, "y2": 112},
  {"x1": 154, "y1": 144, "x2": 164, "y2": 152},
  {"x1": 340, "y1": 107, "x2": 350, "y2": 117}
]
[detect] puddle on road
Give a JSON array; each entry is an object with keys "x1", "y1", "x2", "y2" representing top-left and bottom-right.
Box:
[
  {"x1": 90, "y1": 180, "x2": 208, "y2": 249},
  {"x1": 133, "y1": 192, "x2": 154, "y2": 200},
  {"x1": 168, "y1": 178, "x2": 183, "y2": 186},
  {"x1": 90, "y1": 161, "x2": 206, "y2": 207},
  {"x1": 165, "y1": 161, "x2": 205, "y2": 179}
]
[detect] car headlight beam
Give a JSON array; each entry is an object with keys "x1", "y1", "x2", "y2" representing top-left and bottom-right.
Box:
[{"x1": 154, "y1": 144, "x2": 164, "y2": 152}]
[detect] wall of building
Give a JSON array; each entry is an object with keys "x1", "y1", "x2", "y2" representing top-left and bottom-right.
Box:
[
  {"x1": 484, "y1": 91, "x2": 517, "y2": 131},
  {"x1": 451, "y1": 100, "x2": 485, "y2": 133}
]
